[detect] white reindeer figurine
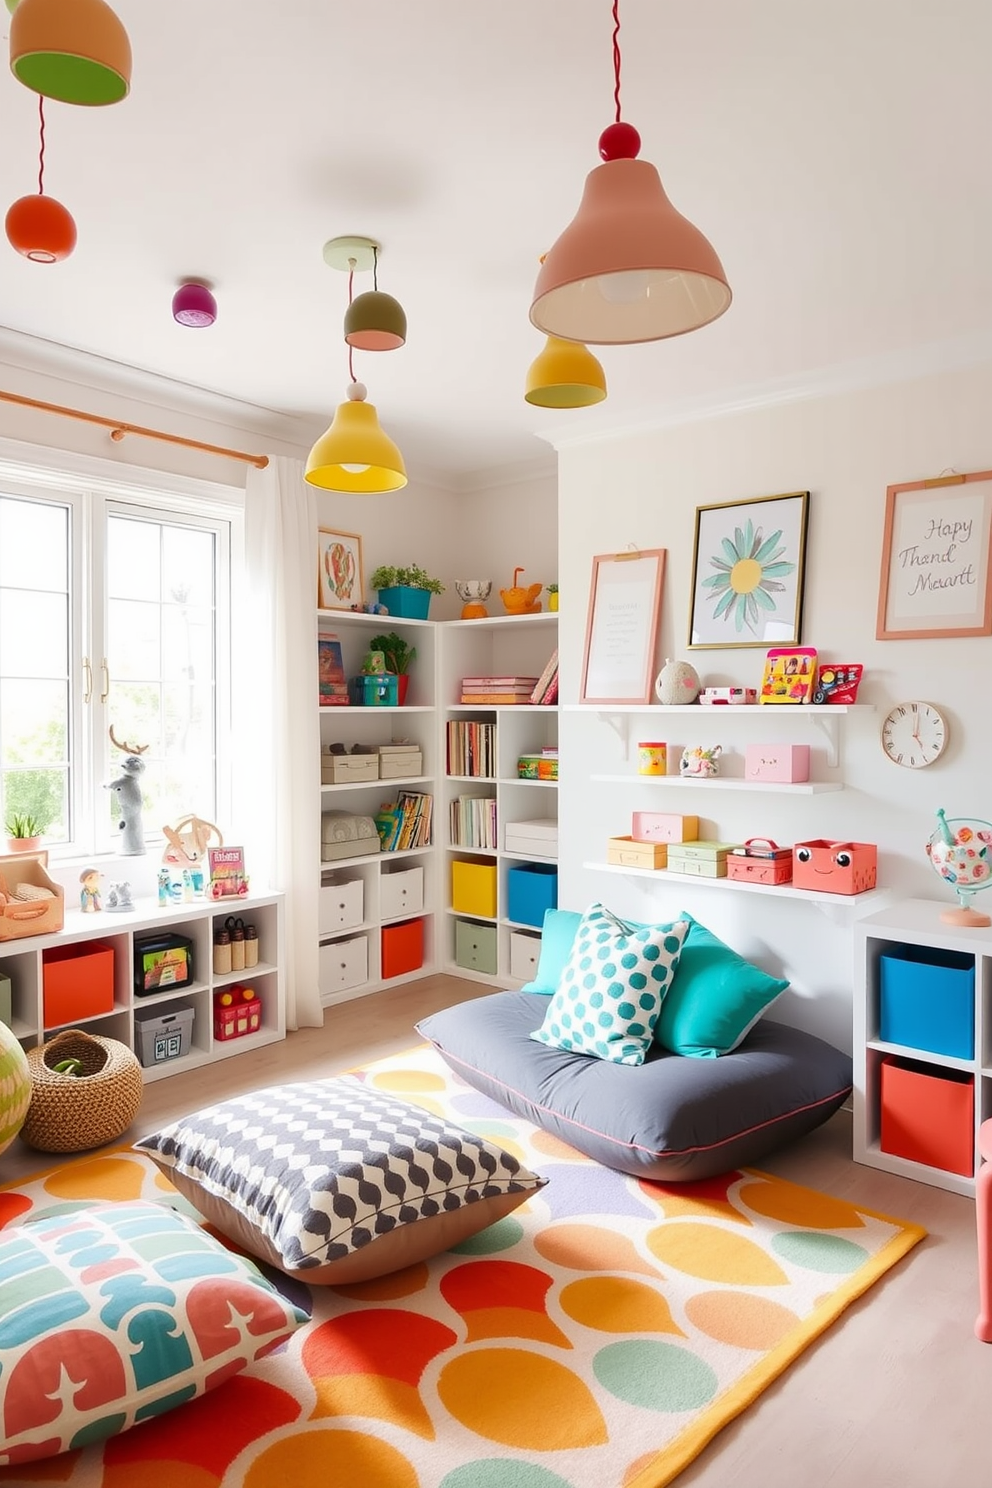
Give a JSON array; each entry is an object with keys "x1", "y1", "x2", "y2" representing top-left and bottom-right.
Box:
[{"x1": 107, "y1": 726, "x2": 148, "y2": 856}]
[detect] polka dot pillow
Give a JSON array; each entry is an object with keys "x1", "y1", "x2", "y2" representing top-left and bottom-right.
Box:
[{"x1": 530, "y1": 905, "x2": 689, "y2": 1065}]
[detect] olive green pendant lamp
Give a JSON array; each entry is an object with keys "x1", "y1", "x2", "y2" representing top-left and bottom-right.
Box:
[
  {"x1": 306, "y1": 235, "x2": 408, "y2": 493},
  {"x1": 525, "y1": 335, "x2": 607, "y2": 408},
  {"x1": 9, "y1": 0, "x2": 132, "y2": 106}
]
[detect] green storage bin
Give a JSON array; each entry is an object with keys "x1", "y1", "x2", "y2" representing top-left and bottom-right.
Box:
[{"x1": 455, "y1": 918, "x2": 498, "y2": 975}]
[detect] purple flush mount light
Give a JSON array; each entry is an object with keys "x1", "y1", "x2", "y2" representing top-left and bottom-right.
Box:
[{"x1": 172, "y1": 282, "x2": 217, "y2": 328}]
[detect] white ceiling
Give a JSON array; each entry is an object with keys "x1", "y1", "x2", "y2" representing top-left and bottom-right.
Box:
[{"x1": 0, "y1": 0, "x2": 990, "y2": 487}]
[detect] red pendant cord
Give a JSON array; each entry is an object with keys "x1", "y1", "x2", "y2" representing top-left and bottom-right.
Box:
[
  {"x1": 37, "y1": 96, "x2": 46, "y2": 195},
  {"x1": 347, "y1": 268, "x2": 355, "y2": 383},
  {"x1": 612, "y1": 0, "x2": 622, "y2": 122}
]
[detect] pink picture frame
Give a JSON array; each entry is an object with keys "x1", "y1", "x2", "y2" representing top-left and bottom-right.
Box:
[
  {"x1": 580, "y1": 549, "x2": 666, "y2": 705},
  {"x1": 876, "y1": 469, "x2": 992, "y2": 639}
]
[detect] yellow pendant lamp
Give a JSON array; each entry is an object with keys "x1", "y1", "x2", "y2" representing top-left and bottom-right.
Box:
[
  {"x1": 10, "y1": 0, "x2": 132, "y2": 106},
  {"x1": 305, "y1": 382, "x2": 407, "y2": 493},
  {"x1": 525, "y1": 336, "x2": 607, "y2": 408}
]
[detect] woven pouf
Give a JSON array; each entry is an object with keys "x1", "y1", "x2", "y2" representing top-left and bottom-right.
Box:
[
  {"x1": 0, "y1": 1023, "x2": 32, "y2": 1157},
  {"x1": 22, "y1": 1029, "x2": 143, "y2": 1153}
]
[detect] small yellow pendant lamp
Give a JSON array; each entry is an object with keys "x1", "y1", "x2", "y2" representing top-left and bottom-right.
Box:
[
  {"x1": 305, "y1": 382, "x2": 407, "y2": 493},
  {"x1": 10, "y1": 0, "x2": 132, "y2": 106},
  {"x1": 525, "y1": 335, "x2": 607, "y2": 408}
]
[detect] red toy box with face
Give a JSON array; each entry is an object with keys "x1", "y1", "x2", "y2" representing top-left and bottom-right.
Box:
[{"x1": 792, "y1": 840, "x2": 877, "y2": 895}]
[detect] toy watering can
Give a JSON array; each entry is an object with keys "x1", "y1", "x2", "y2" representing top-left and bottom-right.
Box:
[{"x1": 500, "y1": 567, "x2": 542, "y2": 615}]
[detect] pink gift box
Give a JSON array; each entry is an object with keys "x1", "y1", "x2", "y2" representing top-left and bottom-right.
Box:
[
  {"x1": 744, "y1": 743, "x2": 810, "y2": 783},
  {"x1": 630, "y1": 811, "x2": 699, "y2": 844}
]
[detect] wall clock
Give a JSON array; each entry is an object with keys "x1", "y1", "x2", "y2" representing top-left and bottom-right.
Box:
[{"x1": 880, "y1": 701, "x2": 948, "y2": 769}]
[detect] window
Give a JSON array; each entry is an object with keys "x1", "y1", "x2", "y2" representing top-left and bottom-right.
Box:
[{"x1": 0, "y1": 466, "x2": 234, "y2": 859}]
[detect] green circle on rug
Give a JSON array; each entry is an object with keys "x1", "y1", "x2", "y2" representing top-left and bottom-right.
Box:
[
  {"x1": 593, "y1": 1339, "x2": 718, "y2": 1411},
  {"x1": 450, "y1": 1216, "x2": 526, "y2": 1254},
  {"x1": 773, "y1": 1232, "x2": 869, "y2": 1273},
  {"x1": 440, "y1": 1463, "x2": 572, "y2": 1487}
]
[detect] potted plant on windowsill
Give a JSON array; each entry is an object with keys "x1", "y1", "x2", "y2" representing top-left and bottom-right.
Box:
[
  {"x1": 5, "y1": 812, "x2": 46, "y2": 855},
  {"x1": 369, "y1": 564, "x2": 445, "y2": 621},
  {"x1": 369, "y1": 632, "x2": 417, "y2": 705}
]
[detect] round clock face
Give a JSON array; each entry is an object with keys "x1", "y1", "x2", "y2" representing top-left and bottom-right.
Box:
[{"x1": 881, "y1": 701, "x2": 948, "y2": 769}]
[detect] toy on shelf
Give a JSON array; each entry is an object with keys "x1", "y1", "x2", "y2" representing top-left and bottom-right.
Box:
[
  {"x1": 208, "y1": 845, "x2": 249, "y2": 899},
  {"x1": 699, "y1": 686, "x2": 757, "y2": 705},
  {"x1": 926, "y1": 808, "x2": 992, "y2": 926},
  {"x1": 759, "y1": 647, "x2": 818, "y2": 704},
  {"x1": 499, "y1": 567, "x2": 542, "y2": 615},
  {"x1": 655, "y1": 658, "x2": 701, "y2": 705},
  {"x1": 105, "y1": 881, "x2": 133, "y2": 912},
  {"x1": 162, "y1": 814, "x2": 222, "y2": 899},
  {"x1": 455, "y1": 580, "x2": 492, "y2": 619},
  {"x1": 812, "y1": 664, "x2": 863, "y2": 705},
  {"x1": 79, "y1": 868, "x2": 102, "y2": 913},
  {"x1": 792, "y1": 840, "x2": 877, "y2": 895},
  {"x1": 679, "y1": 744, "x2": 722, "y2": 778},
  {"x1": 106, "y1": 726, "x2": 148, "y2": 856}
]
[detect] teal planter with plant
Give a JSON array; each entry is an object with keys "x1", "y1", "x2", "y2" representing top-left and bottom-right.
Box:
[{"x1": 369, "y1": 564, "x2": 444, "y2": 620}]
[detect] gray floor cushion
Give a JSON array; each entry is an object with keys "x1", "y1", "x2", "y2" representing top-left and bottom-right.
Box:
[{"x1": 417, "y1": 991, "x2": 853, "y2": 1182}]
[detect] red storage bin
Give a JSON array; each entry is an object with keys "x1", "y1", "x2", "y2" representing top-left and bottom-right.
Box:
[
  {"x1": 213, "y1": 989, "x2": 261, "y2": 1042},
  {"x1": 381, "y1": 918, "x2": 424, "y2": 980},
  {"x1": 879, "y1": 1055, "x2": 974, "y2": 1176},
  {"x1": 42, "y1": 941, "x2": 114, "y2": 1029}
]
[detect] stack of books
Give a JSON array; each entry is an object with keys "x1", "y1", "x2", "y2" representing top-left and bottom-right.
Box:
[
  {"x1": 374, "y1": 791, "x2": 433, "y2": 852},
  {"x1": 317, "y1": 631, "x2": 349, "y2": 707},
  {"x1": 447, "y1": 719, "x2": 496, "y2": 777},
  {"x1": 450, "y1": 794, "x2": 497, "y2": 850},
  {"x1": 460, "y1": 674, "x2": 538, "y2": 705},
  {"x1": 530, "y1": 648, "x2": 559, "y2": 705}
]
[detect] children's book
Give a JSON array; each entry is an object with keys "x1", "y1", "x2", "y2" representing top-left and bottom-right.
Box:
[
  {"x1": 759, "y1": 647, "x2": 818, "y2": 704},
  {"x1": 318, "y1": 631, "x2": 348, "y2": 706},
  {"x1": 208, "y1": 845, "x2": 248, "y2": 898}
]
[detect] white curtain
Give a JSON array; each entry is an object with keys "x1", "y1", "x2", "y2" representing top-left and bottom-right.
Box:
[{"x1": 237, "y1": 455, "x2": 322, "y2": 1029}]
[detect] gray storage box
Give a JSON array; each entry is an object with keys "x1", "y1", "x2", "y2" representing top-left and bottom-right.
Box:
[
  {"x1": 134, "y1": 1004, "x2": 194, "y2": 1067},
  {"x1": 321, "y1": 810, "x2": 380, "y2": 861},
  {"x1": 455, "y1": 918, "x2": 498, "y2": 976}
]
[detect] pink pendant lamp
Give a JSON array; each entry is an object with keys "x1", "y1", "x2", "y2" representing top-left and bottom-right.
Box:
[{"x1": 530, "y1": 0, "x2": 731, "y2": 346}]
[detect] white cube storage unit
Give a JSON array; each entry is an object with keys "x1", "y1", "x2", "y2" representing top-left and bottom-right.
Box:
[
  {"x1": 318, "y1": 877, "x2": 365, "y2": 936},
  {"x1": 319, "y1": 934, "x2": 369, "y2": 998},
  {"x1": 381, "y1": 865, "x2": 424, "y2": 921},
  {"x1": 509, "y1": 929, "x2": 542, "y2": 983}
]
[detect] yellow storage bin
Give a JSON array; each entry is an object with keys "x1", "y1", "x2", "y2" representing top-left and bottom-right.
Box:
[{"x1": 451, "y1": 859, "x2": 497, "y2": 919}]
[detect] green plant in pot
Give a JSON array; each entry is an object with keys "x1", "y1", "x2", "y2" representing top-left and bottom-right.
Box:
[
  {"x1": 5, "y1": 811, "x2": 46, "y2": 854},
  {"x1": 369, "y1": 564, "x2": 444, "y2": 621},
  {"x1": 369, "y1": 632, "x2": 416, "y2": 704},
  {"x1": 546, "y1": 582, "x2": 559, "y2": 613}
]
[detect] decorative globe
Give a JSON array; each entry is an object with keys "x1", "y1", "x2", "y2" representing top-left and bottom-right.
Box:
[
  {"x1": 0, "y1": 1024, "x2": 32, "y2": 1156},
  {"x1": 925, "y1": 808, "x2": 992, "y2": 926}
]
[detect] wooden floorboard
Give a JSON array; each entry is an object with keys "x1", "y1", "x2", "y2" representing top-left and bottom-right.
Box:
[{"x1": 5, "y1": 973, "x2": 989, "y2": 1486}]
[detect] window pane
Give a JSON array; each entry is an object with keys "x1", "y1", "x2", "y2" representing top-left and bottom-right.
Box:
[
  {"x1": 0, "y1": 496, "x2": 67, "y2": 591},
  {"x1": 0, "y1": 679, "x2": 67, "y2": 765},
  {"x1": 108, "y1": 517, "x2": 161, "y2": 602},
  {"x1": 108, "y1": 598, "x2": 161, "y2": 681},
  {"x1": 0, "y1": 591, "x2": 68, "y2": 677}
]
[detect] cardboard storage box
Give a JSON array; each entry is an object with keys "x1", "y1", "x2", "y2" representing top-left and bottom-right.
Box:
[
  {"x1": 0, "y1": 851, "x2": 64, "y2": 942},
  {"x1": 507, "y1": 863, "x2": 557, "y2": 928},
  {"x1": 792, "y1": 840, "x2": 877, "y2": 895},
  {"x1": 318, "y1": 877, "x2": 364, "y2": 935},
  {"x1": 630, "y1": 812, "x2": 698, "y2": 844},
  {"x1": 321, "y1": 752, "x2": 379, "y2": 784},
  {"x1": 378, "y1": 744, "x2": 423, "y2": 779},
  {"x1": 879, "y1": 1055, "x2": 974, "y2": 1176},
  {"x1": 454, "y1": 918, "x2": 498, "y2": 975},
  {"x1": 319, "y1": 934, "x2": 369, "y2": 996},
  {"x1": 381, "y1": 917, "x2": 424, "y2": 979},
  {"x1": 43, "y1": 941, "x2": 114, "y2": 1029},
  {"x1": 744, "y1": 743, "x2": 810, "y2": 783},
  {"x1": 504, "y1": 819, "x2": 558, "y2": 858},
  {"x1": 381, "y1": 865, "x2": 424, "y2": 919},
  {"x1": 321, "y1": 811, "x2": 380, "y2": 862},
  {"x1": 607, "y1": 836, "x2": 667, "y2": 869},
  {"x1": 509, "y1": 929, "x2": 541, "y2": 981},
  {"x1": 134, "y1": 1003, "x2": 195, "y2": 1066},
  {"x1": 452, "y1": 859, "x2": 497, "y2": 918},
  {"x1": 879, "y1": 944, "x2": 974, "y2": 1059}
]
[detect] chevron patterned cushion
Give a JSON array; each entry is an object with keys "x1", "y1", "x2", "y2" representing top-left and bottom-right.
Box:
[{"x1": 136, "y1": 1078, "x2": 545, "y2": 1284}]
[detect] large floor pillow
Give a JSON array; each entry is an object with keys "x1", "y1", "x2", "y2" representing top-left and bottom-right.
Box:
[{"x1": 417, "y1": 991, "x2": 853, "y2": 1182}]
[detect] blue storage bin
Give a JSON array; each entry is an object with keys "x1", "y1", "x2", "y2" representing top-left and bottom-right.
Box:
[
  {"x1": 507, "y1": 862, "x2": 558, "y2": 928},
  {"x1": 879, "y1": 943, "x2": 974, "y2": 1059}
]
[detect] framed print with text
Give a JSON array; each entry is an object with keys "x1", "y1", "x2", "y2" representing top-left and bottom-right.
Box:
[
  {"x1": 317, "y1": 527, "x2": 364, "y2": 611},
  {"x1": 688, "y1": 490, "x2": 809, "y2": 650},
  {"x1": 876, "y1": 470, "x2": 992, "y2": 639},
  {"x1": 580, "y1": 548, "x2": 666, "y2": 704}
]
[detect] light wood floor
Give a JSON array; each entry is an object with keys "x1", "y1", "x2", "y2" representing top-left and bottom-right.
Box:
[{"x1": 8, "y1": 974, "x2": 991, "y2": 1486}]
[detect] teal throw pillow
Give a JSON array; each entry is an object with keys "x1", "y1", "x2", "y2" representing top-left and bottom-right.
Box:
[
  {"x1": 530, "y1": 905, "x2": 688, "y2": 1065},
  {"x1": 521, "y1": 908, "x2": 583, "y2": 994},
  {"x1": 655, "y1": 912, "x2": 789, "y2": 1058}
]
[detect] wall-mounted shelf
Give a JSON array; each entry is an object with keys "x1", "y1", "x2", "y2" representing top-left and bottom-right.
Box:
[
  {"x1": 584, "y1": 859, "x2": 888, "y2": 910},
  {"x1": 590, "y1": 773, "x2": 842, "y2": 795}
]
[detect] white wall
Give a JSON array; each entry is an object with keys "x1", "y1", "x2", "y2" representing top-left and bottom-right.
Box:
[
  {"x1": 555, "y1": 362, "x2": 992, "y2": 1051},
  {"x1": 452, "y1": 471, "x2": 559, "y2": 611}
]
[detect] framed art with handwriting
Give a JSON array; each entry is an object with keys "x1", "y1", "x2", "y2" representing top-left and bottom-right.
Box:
[
  {"x1": 580, "y1": 548, "x2": 666, "y2": 704},
  {"x1": 876, "y1": 470, "x2": 992, "y2": 639}
]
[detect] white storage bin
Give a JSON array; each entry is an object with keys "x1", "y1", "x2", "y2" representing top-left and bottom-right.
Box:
[
  {"x1": 319, "y1": 934, "x2": 369, "y2": 997},
  {"x1": 509, "y1": 930, "x2": 541, "y2": 981},
  {"x1": 381, "y1": 866, "x2": 425, "y2": 920},
  {"x1": 505, "y1": 818, "x2": 558, "y2": 859},
  {"x1": 318, "y1": 878, "x2": 365, "y2": 935}
]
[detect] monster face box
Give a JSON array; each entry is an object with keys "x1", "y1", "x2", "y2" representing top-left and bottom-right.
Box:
[{"x1": 133, "y1": 933, "x2": 195, "y2": 996}]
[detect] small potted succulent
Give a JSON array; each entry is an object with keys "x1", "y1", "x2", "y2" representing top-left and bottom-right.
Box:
[
  {"x1": 5, "y1": 811, "x2": 46, "y2": 854},
  {"x1": 369, "y1": 564, "x2": 445, "y2": 620},
  {"x1": 369, "y1": 631, "x2": 417, "y2": 704},
  {"x1": 546, "y1": 582, "x2": 559, "y2": 613}
]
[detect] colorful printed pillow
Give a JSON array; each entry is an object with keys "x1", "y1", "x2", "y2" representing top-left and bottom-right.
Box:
[
  {"x1": 654, "y1": 911, "x2": 790, "y2": 1058},
  {"x1": 136, "y1": 1078, "x2": 546, "y2": 1284},
  {"x1": 530, "y1": 905, "x2": 689, "y2": 1065},
  {"x1": 0, "y1": 1200, "x2": 309, "y2": 1467}
]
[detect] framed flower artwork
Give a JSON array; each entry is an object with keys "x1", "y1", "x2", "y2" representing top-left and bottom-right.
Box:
[
  {"x1": 317, "y1": 528, "x2": 364, "y2": 611},
  {"x1": 687, "y1": 491, "x2": 809, "y2": 650}
]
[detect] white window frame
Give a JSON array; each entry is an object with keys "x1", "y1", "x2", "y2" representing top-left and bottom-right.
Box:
[{"x1": 0, "y1": 437, "x2": 242, "y2": 866}]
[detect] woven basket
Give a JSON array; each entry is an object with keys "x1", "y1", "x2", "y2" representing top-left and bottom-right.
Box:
[{"x1": 22, "y1": 1029, "x2": 143, "y2": 1153}]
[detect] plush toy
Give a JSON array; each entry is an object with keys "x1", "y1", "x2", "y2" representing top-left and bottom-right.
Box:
[
  {"x1": 679, "y1": 744, "x2": 722, "y2": 778},
  {"x1": 655, "y1": 658, "x2": 702, "y2": 705},
  {"x1": 106, "y1": 728, "x2": 148, "y2": 856}
]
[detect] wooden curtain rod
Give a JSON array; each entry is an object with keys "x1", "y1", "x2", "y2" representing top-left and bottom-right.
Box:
[{"x1": 0, "y1": 389, "x2": 269, "y2": 469}]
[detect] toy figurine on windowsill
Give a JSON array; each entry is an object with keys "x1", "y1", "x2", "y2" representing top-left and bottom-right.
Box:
[{"x1": 79, "y1": 868, "x2": 102, "y2": 913}]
